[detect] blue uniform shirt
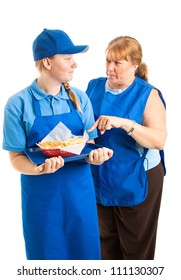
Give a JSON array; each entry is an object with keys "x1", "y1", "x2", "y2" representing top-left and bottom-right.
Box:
[{"x1": 3, "y1": 80, "x2": 97, "y2": 152}]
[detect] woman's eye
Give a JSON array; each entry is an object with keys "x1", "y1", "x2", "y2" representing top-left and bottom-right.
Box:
[{"x1": 115, "y1": 61, "x2": 122, "y2": 65}]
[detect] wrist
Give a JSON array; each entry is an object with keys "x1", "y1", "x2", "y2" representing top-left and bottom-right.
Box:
[{"x1": 127, "y1": 120, "x2": 137, "y2": 136}]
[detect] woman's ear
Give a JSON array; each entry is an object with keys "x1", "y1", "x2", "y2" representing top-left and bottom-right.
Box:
[{"x1": 42, "y1": 57, "x2": 51, "y2": 70}]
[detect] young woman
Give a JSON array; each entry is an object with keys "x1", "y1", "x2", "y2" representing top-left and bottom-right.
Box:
[{"x1": 2, "y1": 28, "x2": 113, "y2": 260}]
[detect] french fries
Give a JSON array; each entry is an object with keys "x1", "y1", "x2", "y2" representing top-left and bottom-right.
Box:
[{"x1": 38, "y1": 137, "x2": 83, "y2": 148}]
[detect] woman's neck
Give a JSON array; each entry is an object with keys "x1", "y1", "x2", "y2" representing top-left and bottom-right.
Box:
[
  {"x1": 36, "y1": 76, "x2": 62, "y2": 96},
  {"x1": 108, "y1": 76, "x2": 136, "y2": 90}
]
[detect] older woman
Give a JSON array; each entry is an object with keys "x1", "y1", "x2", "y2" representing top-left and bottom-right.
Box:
[{"x1": 87, "y1": 35, "x2": 167, "y2": 260}]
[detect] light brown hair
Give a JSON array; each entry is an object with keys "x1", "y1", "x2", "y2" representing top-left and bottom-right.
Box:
[{"x1": 106, "y1": 36, "x2": 148, "y2": 82}]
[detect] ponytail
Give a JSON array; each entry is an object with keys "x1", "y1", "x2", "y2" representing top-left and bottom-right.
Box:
[{"x1": 63, "y1": 82, "x2": 82, "y2": 112}]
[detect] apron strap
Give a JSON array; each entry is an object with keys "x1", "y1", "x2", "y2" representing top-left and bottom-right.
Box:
[{"x1": 33, "y1": 98, "x2": 41, "y2": 116}]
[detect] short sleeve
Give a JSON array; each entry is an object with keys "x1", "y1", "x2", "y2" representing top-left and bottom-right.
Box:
[{"x1": 2, "y1": 97, "x2": 28, "y2": 152}]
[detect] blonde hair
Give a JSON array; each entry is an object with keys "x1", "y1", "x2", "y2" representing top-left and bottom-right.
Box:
[
  {"x1": 106, "y1": 36, "x2": 148, "y2": 82},
  {"x1": 63, "y1": 82, "x2": 81, "y2": 112},
  {"x1": 35, "y1": 59, "x2": 81, "y2": 112}
]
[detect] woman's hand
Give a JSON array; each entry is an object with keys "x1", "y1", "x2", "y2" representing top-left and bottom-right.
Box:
[
  {"x1": 9, "y1": 151, "x2": 64, "y2": 175},
  {"x1": 85, "y1": 147, "x2": 113, "y2": 165},
  {"x1": 34, "y1": 156, "x2": 64, "y2": 174},
  {"x1": 88, "y1": 116, "x2": 122, "y2": 134}
]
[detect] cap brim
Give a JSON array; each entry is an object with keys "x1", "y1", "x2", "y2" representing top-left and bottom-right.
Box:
[{"x1": 60, "y1": 45, "x2": 89, "y2": 54}]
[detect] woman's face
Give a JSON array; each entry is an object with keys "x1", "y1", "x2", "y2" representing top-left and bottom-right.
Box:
[
  {"x1": 48, "y1": 54, "x2": 77, "y2": 83},
  {"x1": 106, "y1": 57, "x2": 137, "y2": 89}
]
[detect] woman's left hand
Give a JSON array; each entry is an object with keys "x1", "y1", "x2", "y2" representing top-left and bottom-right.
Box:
[{"x1": 86, "y1": 147, "x2": 113, "y2": 165}]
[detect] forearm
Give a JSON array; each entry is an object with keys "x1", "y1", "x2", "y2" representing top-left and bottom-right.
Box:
[
  {"x1": 9, "y1": 152, "x2": 37, "y2": 175},
  {"x1": 121, "y1": 119, "x2": 167, "y2": 150},
  {"x1": 123, "y1": 120, "x2": 167, "y2": 150},
  {"x1": 91, "y1": 115, "x2": 167, "y2": 150}
]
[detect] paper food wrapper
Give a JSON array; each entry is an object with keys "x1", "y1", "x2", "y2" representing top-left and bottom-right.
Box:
[{"x1": 37, "y1": 121, "x2": 89, "y2": 155}]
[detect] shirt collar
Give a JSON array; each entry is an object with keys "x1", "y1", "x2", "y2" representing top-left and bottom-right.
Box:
[
  {"x1": 105, "y1": 80, "x2": 127, "y2": 95},
  {"x1": 30, "y1": 80, "x2": 69, "y2": 100}
]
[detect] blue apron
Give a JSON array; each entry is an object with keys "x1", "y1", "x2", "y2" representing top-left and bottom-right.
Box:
[
  {"x1": 86, "y1": 77, "x2": 163, "y2": 207},
  {"x1": 21, "y1": 95, "x2": 101, "y2": 260}
]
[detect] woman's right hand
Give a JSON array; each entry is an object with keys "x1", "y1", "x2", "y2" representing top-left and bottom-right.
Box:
[
  {"x1": 34, "y1": 156, "x2": 64, "y2": 174},
  {"x1": 88, "y1": 115, "x2": 122, "y2": 134},
  {"x1": 9, "y1": 151, "x2": 64, "y2": 175}
]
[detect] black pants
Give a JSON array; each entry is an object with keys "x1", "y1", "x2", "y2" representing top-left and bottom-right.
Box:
[{"x1": 97, "y1": 161, "x2": 164, "y2": 260}]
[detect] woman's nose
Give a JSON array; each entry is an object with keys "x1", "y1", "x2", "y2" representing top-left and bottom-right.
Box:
[
  {"x1": 107, "y1": 62, "x2": 114, "y2": 71},
  {"x1": 72, "y1": 62, "x2": 78, "y2": 68}
]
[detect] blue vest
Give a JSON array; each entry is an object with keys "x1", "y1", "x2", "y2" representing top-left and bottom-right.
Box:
[{"x1": 86, "y1": 77, "x2": 166, "y2": 206}]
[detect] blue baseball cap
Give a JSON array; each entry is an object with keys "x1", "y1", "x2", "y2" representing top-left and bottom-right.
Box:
[{"x1": 33, "y1": 28, "x2": 89, "y2": 61}]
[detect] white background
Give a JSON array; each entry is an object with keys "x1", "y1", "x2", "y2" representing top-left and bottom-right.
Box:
[{"x1": 0, "y1": 0, "x2": 180, "y2": 279}]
